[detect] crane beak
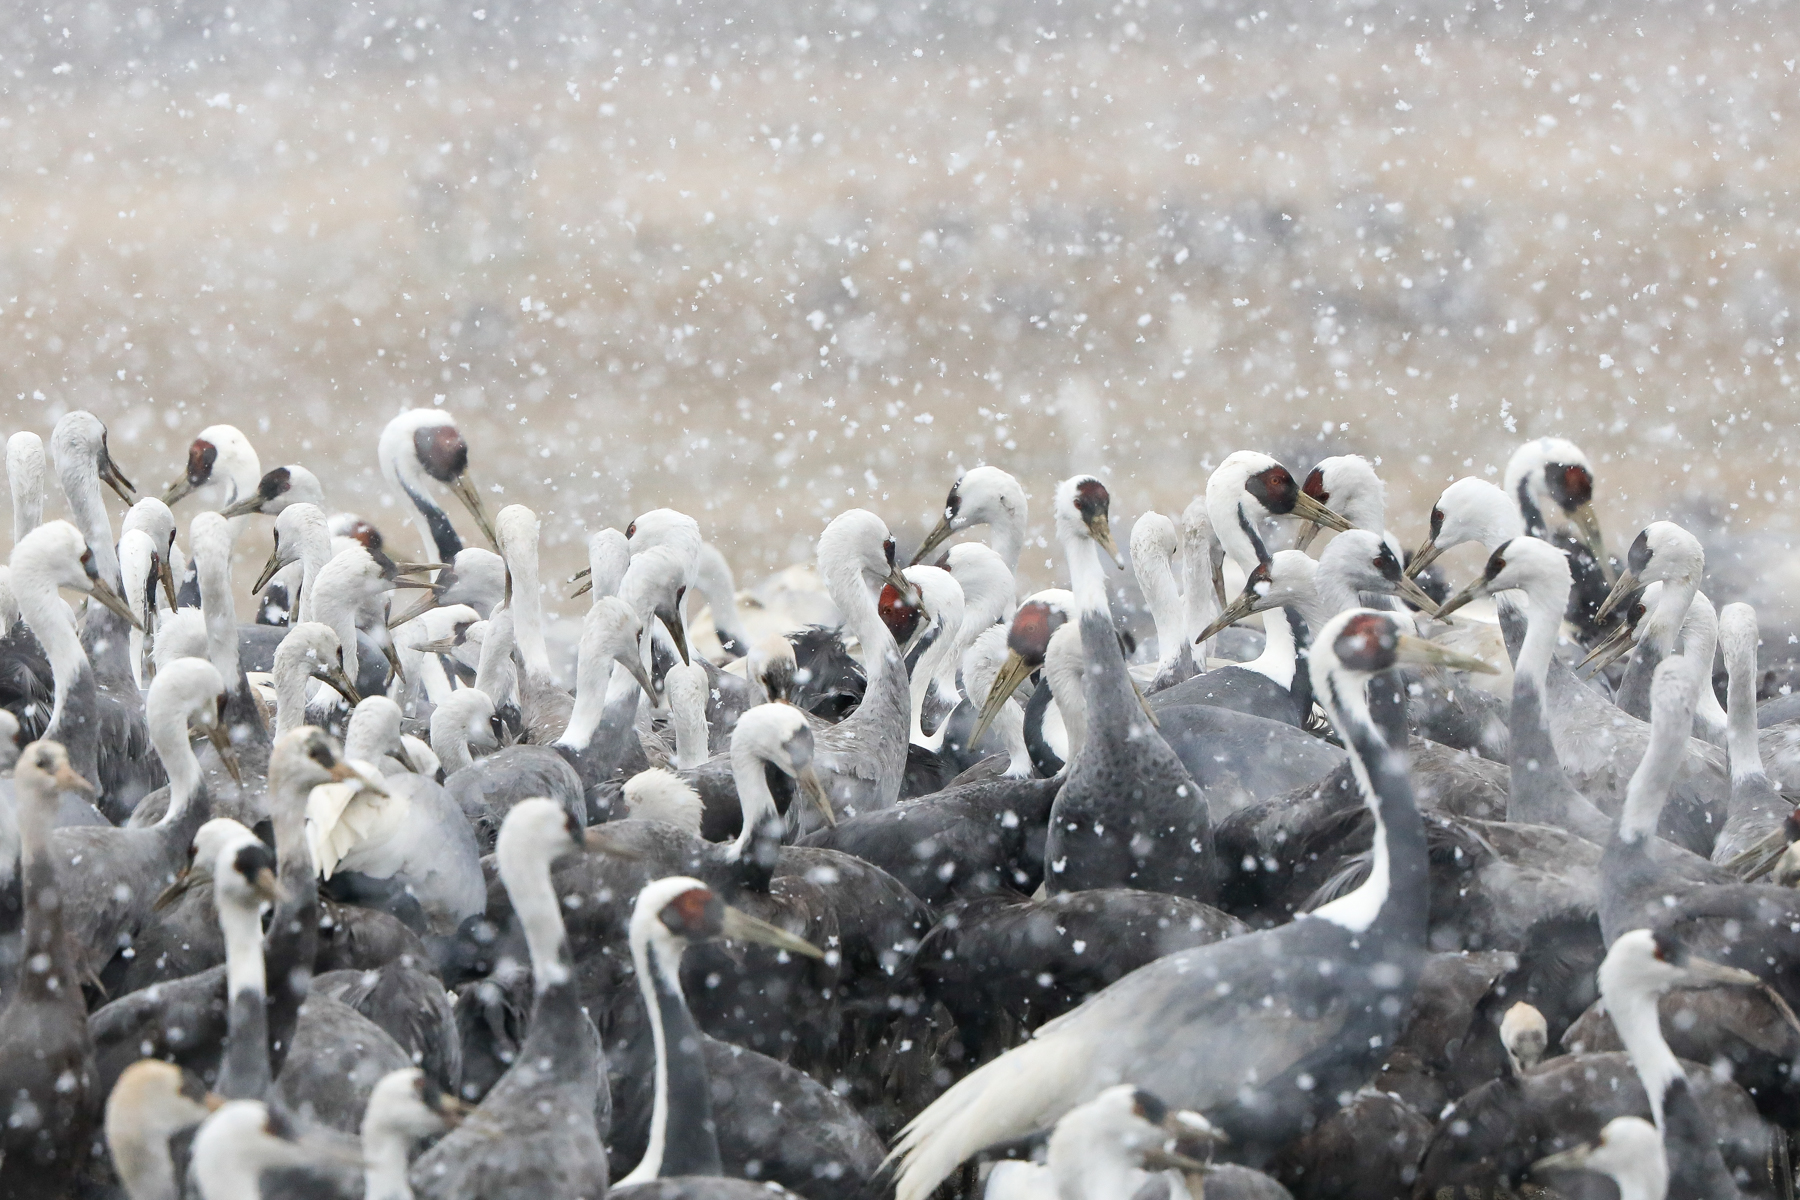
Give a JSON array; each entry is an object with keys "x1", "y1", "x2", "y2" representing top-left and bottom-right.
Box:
[
  {"x1": 1292, "y1": 519, "x2": 1326, "y2": 553},
  {"x1": 1531, "y1": 1141, "x2": 1599, "y2": 1176},
  {"x1": 1594, "y1": 568, "x2": 1640, "y2": 623},
  {"x1": 1571, "y1": 502, "x2": 1613, "y2": 585},
  {"x1": 569, "y1": 579, "x2": 594, "y2": 599},
  {"x1": 657, "y1": 605, "x2": 691, "y2": 667},
  {"x1": 719, "y1": 906, "x2": 826, "y2": 960},
  {"x1": 250, "y1": 866, "x2": 287, "y2": 905},
  {"x1": 204, "y1": 724, "x2": 244, "y2": 785},
  {"x1": 1677, "y1": 953, "x2": 1762, "y2": 989},
  {"x1": 161, "y1": 476, "x2": 196, "y2": 507},
  {"x1": 582, "y1": 827, "x2": 643, "y2": 858},
  {"x1": 909, "y1": 515, "x2": 956, "y2": 566},
  {"x1": 970, "y1": 650, "x2": 1035, "y2": 748},
  {"x1": 315, "y1": 664, "x2": 362, "y2": 707},
  {"x1": 884, "y1": 565, "x2": 914, "y2": 598},
  {"x1": 160, "y1": 557, "x2": 179, "y2": 611},
  {"x1": 1131, "y1": 677, "x2": 1159, "y2": 729},
  {"x1": 154, "y1": 866, "x2": 204, "y2": 911},
  {"x1": 392, "y1": 562, "x2": 451, "y2": 575},
  {"x1": 381, "y1": 640, "x2": 408, "y2": 685},
  {"x1": 1392, "y1": 634, "x2": 1500, "y2": 675},
  {"x1": 1575, "y1": 621, "x2": 1637, "y2": 676},
  {"x1": 253, "y1": 544, "x2": 286, "y2": 595},
  {"x1": 100, "y1": 451, "x2": 138, "y2": 505},
  {"x1": 618, "y1": 651, "x2": 659, "y2": 705},
  {"x1": 86, "y1": 576, "x2": 144, "y2": 630},
  {"x1": 1433, "y1": 576, "x2": 1488, "y2": 621},
  {"x1": 1082, "y1": 512, "x2": 1126, "y2": 570},
  {"x1": 1393, "y1": 573, "x2": 1444, "y2": 618},
  {"x1": 1289, "y1": 492, "x2": 1354, "y2": 534},
  {"x1": 432, "y1": 1092, "x2": 472, "y2": 1129},
  {"x1": 1404, "y1": 533, "x2": 1444, "y2": 581},
  {"x1": 796, "y1": 764, "x2": 836, "y2": 827},
  {"x1": 1721, "y1": 825, "x2": 1792, "y2": 882},
  {"x1": 1142, "y1": 1147, "x2": 1212, "y2": 1173},
  {"x1": 448, "y1": 472, "x2": 499, "y2": 549},
  {"x1": 387, "y1": 594, "x2": 439, "y2": 630},
  {"x1": 218, "y1": 495, "x2": 266, "y2": 519},
  {"x1": 53, "y1": 763, "x2": 98, "y2": 796},
  {"x1": 1195, "y1": 588, "x2": 1262, "y2": 647}
]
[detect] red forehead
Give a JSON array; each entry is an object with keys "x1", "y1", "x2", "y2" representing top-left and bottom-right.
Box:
[
  {"x1": 1007, "y1": 600, "x2": 1067, "y2": 660},
  {"x1": 879, "y1": 583, "x2": 923, "y2": 642},
  {"x1": 1302, "y1": 467, "x2": 1328, "y2": 502}
]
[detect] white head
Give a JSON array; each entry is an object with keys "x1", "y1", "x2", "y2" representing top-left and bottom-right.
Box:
[
  {"x1": 431, "y1": 688, "x2": 500, "y2": 759},
  {"x1": 1500, "y1": 1001, "x2": 1548, "y2": 1072},
  {"x1": 940, "y1": 542, "x2": 1015, "y2": 626},
  {"x1": 163, "y1": 425, "x2": 261, "y2": 509},
  {"x1": 817, "y1": 508, "x2": 906, "y2": 599},
  {"x1": 495, "y1": 504, "x2": 541, "y2": 570},
  {"x1": 191, "y1": 1100, "x2": 312, "y2": 1196},
  {"x1": 344, "y1": 695, "x2": 406, "y2": 764},
  {"x1": 362, "y1": 1067, "x2": 463, "y2": 1145},
  {"x1": 1434, "y1": 477, "x2": 1524, "y2": 555},
  {"x1": 1599, "y1": 927, "x2": 1759, "y2": 1008},
  {"x1": 494, "y1": 799, "x2": 584, "y2": 896},
  {"x1": 120, "y1": 497, "x2": 178, "y2": 560},
  {"x1": 105, "y1": 1060, "x2": 219, "y2": 1197},
  {"x1": 147, "y1": 657, "x2": 228, "y2": 732},
  {"x1": 901, "y1": 564, "x2": 966, "y2": 650},
  {"x1": 585, "y1": 527, "x2": 633, "y2": 599},
  {"x1": 1052, "y1": 475, "x2": 1124, "y2": 567},
  {"x1": 223, "y1": 463, "x2": 325, "y2": 519},
  {"x1": 621, "y1": 768, "x2": 705, "y2": 833},
  {"x1": 1045, "y1": 1085, "x2": 1213, "y2": 1191},
  {"x1": 912, "y1": 465, "x2": 1029, "y2": 566},
  {"x1": 628, "y1": 508, "x2": 703, "y2": 575},
  {"x1": 1436, "y1": 536, "x2": 1573, "y2": 620},
  {"x1": 1296, "y1": 454, "x2": 1385, "y2": 548},
  {"x1": 1532, "y1": 1116, "x2": 1668, "y2": 1200}
]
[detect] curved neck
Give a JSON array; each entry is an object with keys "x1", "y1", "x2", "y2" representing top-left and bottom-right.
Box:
[
  {"x1": 313, "y1": 588, "x2": 364, "y2": 686},
  {"x1": 668, "y1": 667, "x2": 710, "y2": 771},
  {"x1": 1608, "y1": 982, "x2": 1682, "y2": 1130},
  {"x1": 910, "y1": 621, "x2": 963, "y2": 748},
  {"x1": 149, "y1": 705, "x2": 203, "y2": 831},
  {"x1": 1138, "y1": 552, "x2": 1187, "y2": 673},
  {"x1": 296, "y1": 518, "x2": 331, "y2": 626},
  {"x1": 506, "y1": 532, "x2": 552, "y2": 683},
  {"x1": 10, "y1": 446, "x2": 43, "y2": 548},
  {"x1": 432, "y1": 715, "x2": 475, "y2": 773},
  {"x1": 475, "y1": 611, "x2": 519, "y2": 711},
  {"x1": 826, "y1": 563, "x2": 895, "y2": 689},
  {"x1": 1646, "y1": 579, "x2": 1697, "y2": 658},
  {"x1": 198, "y1": 545, "x2": 244, "y2": 692},
  {"x1": 1043, "y1": 648, "x2": 1088, "y2": 763},
  {"x1": 217, "y1": 893, "x2": 271, "y2": 1100},
  {"x1": 1048, "y1": 1125, "x2": 1146, "y2": 1200},
  {"x1": 1061, "y1": 528, "x2": 1109, "y2": 620},
  {"x1": 728, "y1": 750, "x2": 782, "y2": 867},
  {"x1": 989, "y1": 514, "x2": 1025, "y2": 574},
  {"x1": 361, "y1": 1121, "x2": 418, "y2": 1200},
  {"x1": 1618, "y1": 701, "x2": 1692, "y2": 844},
  {"x1": 1516, "y1": 577, "x2": 1570, "y2": 702},
  {"x1": 272, "y1": 654, "x2": 313, "y2": 742},
  {"x1": 621, "y1": 929, "x2": 722, "y2": 1184},
  {"x1": 500, "y1": 845, "x2": 570, "y2": 994},
  {"x1": 56, "y1": 455, "x2": 121, "y2": 589},
  {"x1": 1725, "y1": 636, "x2": 1764, "y2": 783},
  {"x1": 393, "y1": 454, "x2": 462, "y2": 563},
  {"x1": 111, "y1": 1130, "x2": 180, "y2": 1200},
  {"x1": 1243, "y1": 607, "x2": 1301, "y2": 692},
  {"x1": 1309, "y1": 668, "x2": 1428, "y2": 939},
  {"x1": 14, "y1": 563, "x2": 91, "y2": 743}
]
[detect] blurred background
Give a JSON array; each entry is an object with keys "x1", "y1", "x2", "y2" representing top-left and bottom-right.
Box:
[{"x1": 4, "y1": 0, "x2": 1798, "y2": 635}]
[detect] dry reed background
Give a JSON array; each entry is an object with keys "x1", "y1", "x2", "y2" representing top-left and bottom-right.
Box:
[{"x1": 3, "y1": 0, "x2": 1799, "y2": 632}]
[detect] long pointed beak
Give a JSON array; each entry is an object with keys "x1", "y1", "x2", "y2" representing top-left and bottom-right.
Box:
[
  {"x1": 569, "y1": 579, "x2": 594, "y2": 599},
  {"x1": 387, "y1": 594, "x2": 438, "y2": 630},
  {"x1": 1132, "y1": 677, "x2": 1159, "y2": 728},
  {"x1": 1531, "y1": 1143, "x2": 1597, "y2": 1176},
  {"x1": 884, "y1": 565, "x2": 913, "y2": 597},
  {"x1": 392, "y1": 562, "x2": 451, "y2": 575},
  {"x1": 1393, "y1": 633, "x2": 1500, "y2": 675},
  {"x1": 1721, "y1": 825, "x2": 1792, "y2": 882},
  {"x1": 569, "y1": 567, "x2": 592, "y2": 582},
  {"x1": 100, "y1": 452, "x2": 138, "y2": 505},
  {"x1": 1681, "y1": 954, "x2": 1763, "y2": 989},
  {"x1": 381, "y1": 640, "x2": 408, "y2": 684},
  {"x1": 87, "y1": 577, "x2": 144, "y2": 630},
  {"x1": 1289, "y1": 492, "x2": 1354, "y2": 533},
  {"x1": 316, "y1": 665, "x2": 362, "y2": 706},
  {"x1": 159, "y1": 558, "x2": 179, "y2": 611},
  {"x1": 1142, "y1": 1147, "x2": 1212, "y2": 1173},
  {"x1": 970, "y1": 650, "x2": 1035, "y2": 747},
  {"x1": 204, "y1": 724, "x2": 244, "y2": 785},
  {"x1": 1572, "y1": 503, "x2": 1613, "y2": 584},
  {"x1": 1211, "y1": 551, "x2": 1229, "y2": 610},
  {"x1": 253, "y1": 545, "x2": 286, "y2": 595},
  {"x1": 161, "y1": 477, "x2": 196, "y2": 507},
  {"x1": 618, "y1": 648, "x2": 659, "y2": 704},
  {"x1": 1434, "y1": 577, "x2": 1488, "y2": 620},
  {"x1": 581, "y1": 826, "x2": 644, "y2": 859},
  {"x1": 909, "y1": 516, "x2": 956, "y2": 566},
  {"x1": 53, "y1": 763, "x2": 98, "y2": 796},
  {"x1": 1404, "y1": 533, "x2": 1444, "y2": 580},
  {"x1": 448, "y1": 472, "x2": 499, "y2": 549},
  {"x1": 1085, "y1": 514, "x2": 1126, "y2": 569},
  {"x1": 1195, "y1": 589, "x2": 1260, "y2": 646},
  {"x1": 1293, "y1": 519, "x2": 1326, "y2": 553},
  {"x1": 719, "y1": 906, "x2": 826, "y2": 959},
  {"x1": 1595, "y1": 568, "x2": 1640, "y2": 623},
  {"x1": 1393, "y1": 573, "x2": 1444, "y2": 617},
  {"x1": 657, "y1": 606, "x2": 691, "y2": 666},
  {"x1": 250, "y1": 866, "x2": 287, "y2": 905},
  {"x1": 219, "y1": 495, "x2": 265, "y2": 519},
  {"x1": 1576, "y1": 621, "x2": 1637, "y2": 675},
  {"x1": 154, "y1": 868, "x2": 202, "y2": 911},
  {"x1": 797, "y1": 764, "x2": 836, "y2": 827}
]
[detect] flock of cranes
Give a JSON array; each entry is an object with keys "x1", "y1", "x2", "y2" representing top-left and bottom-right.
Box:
[{"x1": 0, "y1": 406, "x2": 1795, "y2": 1200}]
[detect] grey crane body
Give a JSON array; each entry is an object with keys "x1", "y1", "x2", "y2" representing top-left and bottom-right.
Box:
[{"x1": 1046, "y1": 609, "x2": 1218, "y2": 902}]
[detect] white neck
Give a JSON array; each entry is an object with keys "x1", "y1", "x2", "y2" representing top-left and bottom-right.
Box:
[
  {"x1": 1136, "y1": 549, "x2": 1187, "y2": 674},
  {"x1": 198, "y1": 546, "x2": 243, "y2": 693},
  {"x1": 506, "y1": 528, "x2": 553, "y2": 683},
  {"x1": 12, "y1": 562, "x2": 88, "y2": 736},
  {"x1": 497, "y1": 838, "x2": 569, "y2": 992},
  {"x1": 1607, "y1": 984, "x2": 1681, "y2": 1129},
  {"x1": 1042, "y1": 634, "x2": 1088, "y2": 762},
  {"x1": 1679, "y1": 597, "x2": 1726, "y2": 738},
  {"x1": 111, "y1": 1127, "x2": 181, "y2": 1200},
  {"x1": 619, "y1": 926, "x2": 684, "y2": 1185},
  {"x1": 431, "y1": 713, "x2": 475, "y2": 773},
  {"x1": 193, "y1": 1153, "x2": 269, "y2": 1200},
  {"x1": 988, "y1": 514, "x2": 1025, "y2": 575},
  {"x1": 149, "y1": 702, "x2": 203, "y2": 831},
  {"x1": 220, "y1": 890, "x2": 267, "y2": 1003},
  {"x1": 311, "y1": 582, "x2": 364, "y2": 686},
  {"x1": 909, "y1": 620, "x2": 963, "y2": 750},
  {"x1": 1308, "y1": 674, "x2": 1389, "y2": 933},
  {"x1": 667, "y1": 665, "x2": 710, "y2": 771},
  {"x1": 1047, "y1": 1118, "x2": 1149, "y2": 1200},
  {"x1": 1725, "y1": 634, "x2": 1764, "y2": 784},
  {"x1": 8, "y1": 437, "x2": 43, "y2": 548},
  {"x1": 1618, "y1": 697, "x2": 1693, "y2": 845},
  {"x1": 475, "y1": 611, "x2": 519, "y2": 711},
  {"x1": 822, "y1": 557, "x2": 895, "y2": 689},
  {"x1": 56, "y1": 455, "x2": 121, "y2": 589},
  {"x1": 728, "y1": 746, "x2": 779, "y2": 860},
  {"x1": 295, "y1": 513, "x2": 331, "y2": 626},
  {"x1": 1242, "y1": 610, "x2": 1300, "y2": 691},
  {"x1": 272, "y1": 653, "x2": 314, "y2": 742},
  {"x1": 1060, "y1": 527, "x2": 1109, "y2": 620},
  {"x1": 360, "y1": 1121, "x2": 416, "y2": 1200},
  {"x1": 1517, "y1": 576, "x2": 1571, "y2": 701},
  {"x1": 1645, "y1": 578, "x2": 1697, "y2": 658}
]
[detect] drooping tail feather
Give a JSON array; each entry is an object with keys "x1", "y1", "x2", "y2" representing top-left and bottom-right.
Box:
[{"x1": 887, "y1": 1032, "x2": 1088, "y2": 1200}]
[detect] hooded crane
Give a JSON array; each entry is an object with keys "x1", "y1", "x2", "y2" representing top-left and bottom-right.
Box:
[
  {"x1": 0, "y1": 741, "x2": 100, "y2": 1200},
  {"x1": 889, "y1": 608, "x2": 1483, "y2": 1198},
  {"x1": 1503, "y1": 437, "x2": 1613, "y2": 639},
  {"x1": 379, "y1": 409, "x2": 498, "y2": 563}
]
